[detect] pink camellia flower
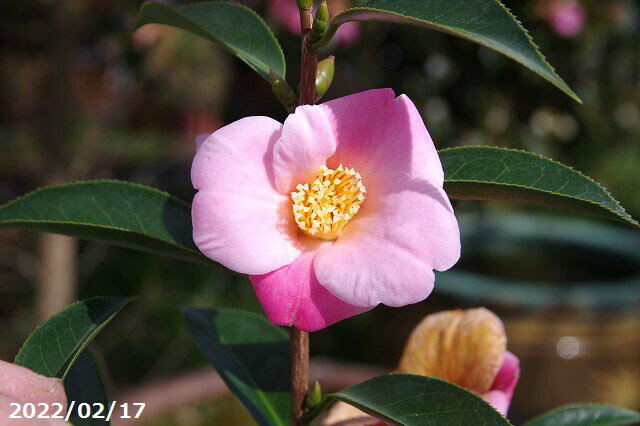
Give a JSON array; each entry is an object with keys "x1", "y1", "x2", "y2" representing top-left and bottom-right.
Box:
[
  {"x1": 267, "y1": 0, "x2": 361, "y2": 46},
  {"x1": 0, "y1": 360, "x2": 68, "y2": 425},
  {"x1": 191, "y1": 89, "x2": 460, "y2": 332},
  {"x1": 397, "y1": 308, "x2": 520, "y2": 417},
  {"x1": 323, "y1": 308, "x2": 520, "y2": 425},
  {"x1": 547, "y1": 0, "x2": 586, "y2": 38}
]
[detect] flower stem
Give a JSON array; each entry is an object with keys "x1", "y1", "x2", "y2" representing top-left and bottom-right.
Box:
[
  {"x1": 300, "y1": 44, "x2": 318, "y2": 105},
  {"x1": 298, "y1": 0, "x2": 318, "y2": 105},
  {"x1": 290, "y1": 327, "x2": 310, "y2": 425}
]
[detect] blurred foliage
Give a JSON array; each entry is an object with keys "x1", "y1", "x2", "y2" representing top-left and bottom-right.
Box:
[
  {"x1": 0, "y1": 0, "x2": 639, "y2": 424},
  {"x1": 146, "y1": 395, "x2": 255, "y2": 425}
]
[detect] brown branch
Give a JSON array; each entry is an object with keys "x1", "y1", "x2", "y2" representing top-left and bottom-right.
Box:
[
  {"x1": 290, "y1": 327, "x2": 310, "y2": 425},
  {"x1": 298, "y1": 0, "x2": 318, "y2": 106},
  {"x1": 299, "y1": 40, "x2": 319, "y2": 106}
]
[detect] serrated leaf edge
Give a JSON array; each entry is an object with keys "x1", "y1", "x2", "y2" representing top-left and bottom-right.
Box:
[
  {"x1": 329, "y1": 1, "x2": 580, "y2": 102},
  {"x1": 439, "y1": 146, "x2": 638, "y2": 227},
  {"x1": 0, "y1": 179, "x2": 190, "y2": 210},
  {"x1": 0, "y1": 179, "x2": 212, "y2": 261},
  {"x1": 14, "y1": 297, "x2": 130, "y2": 379}
]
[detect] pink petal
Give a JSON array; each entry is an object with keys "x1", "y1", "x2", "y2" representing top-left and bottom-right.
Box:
[
  {"x1": 250, "y1": 251, "x2": 373, "y2": 332},
  {"x1": 0, "y1": 360, "x2": 67, "y2": 407},
  {"x1": 191, "y1": 117, "x2": 301, "y2": 275},
  {"x1": 314, "y1": 171, "x2": 460, "y2": 307},
  {"x1": 272, "y1": 105, "x2": 337, "y2": 194},
  {"x1": 321, "y1": 89, "x2": 444, "y2": 188},
  {"x1": 483, "y1": 351, "x2": 520, "y2": 416},
  {"x1": 482, "y1": 390, "x2": 510, "y2": 417}
]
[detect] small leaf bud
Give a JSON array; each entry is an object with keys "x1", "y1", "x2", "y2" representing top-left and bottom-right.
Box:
[{"x1": 315, "y1": 56, "x2": 335, "y2": 101}]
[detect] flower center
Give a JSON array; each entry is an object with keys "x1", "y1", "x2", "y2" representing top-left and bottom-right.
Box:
[{"x1": 291, "y1": 164, "x2": 366, "y2": 240}]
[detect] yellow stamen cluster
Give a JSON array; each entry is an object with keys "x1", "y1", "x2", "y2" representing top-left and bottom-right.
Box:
[{"x1": 291, "y1": 164, "x2": 366, "y2": 240}]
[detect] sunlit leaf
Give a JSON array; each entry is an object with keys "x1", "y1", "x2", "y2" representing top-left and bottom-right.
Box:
[
  {"x1": 0, "y1": 180, "x2": 210, "y2": 264},
  {"x1": 440, "y1": 147, "x2": 638, "y2": 227},
  {"x1": 313, "y1": 374, "x2": 511, "y2": 425}
]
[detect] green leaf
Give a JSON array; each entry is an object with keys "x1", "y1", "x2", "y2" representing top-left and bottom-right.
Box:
[
  {"x1": 14, "y1": 297, "x2": 129, "y2": 379},
  {"x1": 4, "y1": 151, "x2": 634, "y2": 269},
  {"x1": 440, "y1": 147, "x2": 638, "y2": 227},
  {"x1": 63, "y1": 350, "x2": 110, "y2": 426},
  {"x1": 0, "y1": 180, "x2": 211, "y2": 265},
  {"x1": 314, "y1": 0, "x2": 579, "y2": 102},
  {"x1": 136, "y1": 1, "x2": 286, "y2": 81},
  {"x1": 523, "y1": 403, "x2": 640, "y2": 426},
  {"x1": 315, "y1": 374, "x2": 510, "y2": 425},
  {"x1": 182, "y1": 307, "x2": 290, "y2": 426}
]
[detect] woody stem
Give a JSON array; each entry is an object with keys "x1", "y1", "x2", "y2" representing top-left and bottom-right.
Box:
[
  {"x1": 290, "y1": 327, "x2": 310, "y2": 425},
  {"x1": 299, "y1": 2, "x2": 318, "y2": 105}
]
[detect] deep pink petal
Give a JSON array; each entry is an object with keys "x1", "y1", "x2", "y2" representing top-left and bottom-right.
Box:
[
  {"x1": 191, "y1": 117, "x2": 302, "y2": 274},
  {"x1": 314, "y1": 171, "x2": 460, "y2": 307},
  {"x1": 482, "y1": 390, "x2": 510, "y2": 417},
  {"x1": 321, "y1": 89, "x2": 444, "y2": 188},
  {"x1": 483, "y1": 351, "x2": 520, "y2": 416},
  {"x1": 0, "y1": 360, "x2": 67, "y2": 407},
  {"x1": 272, "y1": 105, "x2": 337, "y2": 194},
  {"x1": 250, "y1": 251, "x2": 373, "y2": 332}
]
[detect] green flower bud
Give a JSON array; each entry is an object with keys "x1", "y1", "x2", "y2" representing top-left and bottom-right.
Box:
[
  {"x1": 297, "y1": 0, "x2": 313, "y2": 10},
  {"x1": 304, "y1": 381, "x2": 323, "y2": 410},
  {"x1": 309, "y1": 0, "x2": 329, "y2": 43},
  {"x1": 315, "y1": 56, "x2": 335, "y2": 102}
]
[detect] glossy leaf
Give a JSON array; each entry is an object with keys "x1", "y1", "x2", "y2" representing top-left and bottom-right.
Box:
[
  {"x1": 440, "y1": 147, "x2": 638, "y2": 227},
  {"x1": 314, "y1": 0, "x2": 579, "y2": 102},
  {"x1": 317, "y1": 374, "x2": 510, "y2": 425},
  {"x1": 0, "y1": 180, "x2": 211, "y2": 264},
  {"x1": 523, "y1": 403, "x2": 640, "y2": 426},
  {"x1": 14, "y1": 297, "x2": 129, "y2": 379},
  {"x1": 136, "y1": 1, "x2": 286, "y2": 81},
  {"x1": 64, "y1": 350, "x2": 111, "y2": 426},
  {"x1": 182, "y1": 307, "x2": 291, "y2": 426}
]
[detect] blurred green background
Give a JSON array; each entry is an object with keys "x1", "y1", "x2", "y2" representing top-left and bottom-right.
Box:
[{"x1": 1, "y1": 0, "x2": 639, "y2": 424}]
